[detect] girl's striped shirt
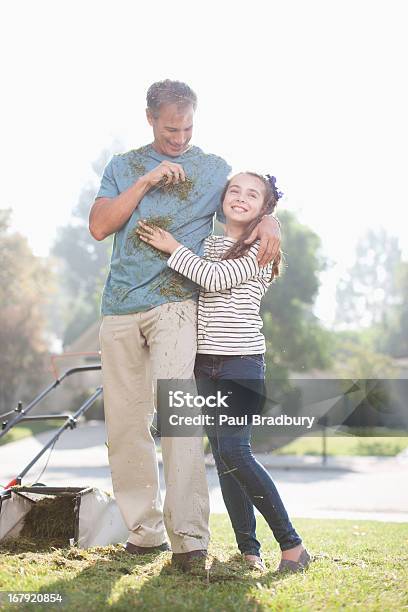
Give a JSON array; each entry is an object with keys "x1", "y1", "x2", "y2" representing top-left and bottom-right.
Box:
[{"x1": 167, "y1": 235, "x2": 273, "y2": 355}]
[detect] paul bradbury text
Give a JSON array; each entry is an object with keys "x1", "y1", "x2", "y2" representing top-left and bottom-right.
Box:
[{"x1": 168, "y1": 414, "x2": 316, "y2": 429}]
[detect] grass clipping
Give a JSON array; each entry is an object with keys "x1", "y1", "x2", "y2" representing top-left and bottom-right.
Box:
[
  {"x1": 156, "y1": 176, "x2": 194, "y2": 201},
  {"x1": 126, "y1": 215, "x2": 172, "y2": 259},
  {"x1": 19, "y1": 495, "x2": 76, "y2": 542}
]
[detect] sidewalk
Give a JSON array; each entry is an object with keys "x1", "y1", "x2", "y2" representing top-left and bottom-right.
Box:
[{"x1": 1, "y1": 422, "x2": 407, "y2": 523}]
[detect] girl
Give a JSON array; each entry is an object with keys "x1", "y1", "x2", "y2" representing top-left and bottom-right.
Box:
[{"x1": 136, "y1": 172, "x2": 310, "y2": 573}]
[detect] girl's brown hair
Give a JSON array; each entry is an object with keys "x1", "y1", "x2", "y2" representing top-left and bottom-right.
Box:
[{"x1": 221, "y1": 172, "x2": 282, "y2": 279}]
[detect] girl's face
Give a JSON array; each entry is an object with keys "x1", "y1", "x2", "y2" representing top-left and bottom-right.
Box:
[{"x1": 222, "y1": 174, "x2": 266, "y2": 226}]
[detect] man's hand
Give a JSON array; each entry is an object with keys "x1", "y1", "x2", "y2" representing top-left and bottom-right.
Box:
[
  {"x1": 89, "y1": 161, "x2": 186, "y2": 242},
  {"x1": 244, "y1": 216, "x2": 281, "y2": 266},
  {"x1": 143, "y1": 161, "x2": 186, "y2": 189},
  {"x1": 136, "y1": 221, "x2": 181, "y2": 254}
]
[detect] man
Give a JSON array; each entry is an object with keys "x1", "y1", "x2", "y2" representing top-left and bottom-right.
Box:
[{"x1": 89, "y1": 79, "x2": 280, "y2": 571}]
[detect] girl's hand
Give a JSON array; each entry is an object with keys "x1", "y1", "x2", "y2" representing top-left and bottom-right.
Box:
[{"x1": 136, "y1": 220, "x2": 182, "y2": 254}]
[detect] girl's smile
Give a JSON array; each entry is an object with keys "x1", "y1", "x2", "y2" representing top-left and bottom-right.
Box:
[{"x1": 230, "y1": 203, "x2": 249, "y2": 214}]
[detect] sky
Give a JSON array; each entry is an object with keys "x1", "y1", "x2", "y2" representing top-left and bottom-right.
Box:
[{"x1": 1, "y1": 0, "x2": 407, "y2": 326}]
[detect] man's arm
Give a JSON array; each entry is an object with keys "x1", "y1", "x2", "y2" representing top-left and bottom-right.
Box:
[
  {"x1": 89, "y1": 159, "x2": 187, "y2": 241},
  {"x1": 89, "y1": 178, "x2": 151, "y2": 241},
  {"x1": 218, "y1": 216, "x2": 281, "y2": 266},
  {"x1": 244, "y1": 215, "x2": 281, "y2": 266}
]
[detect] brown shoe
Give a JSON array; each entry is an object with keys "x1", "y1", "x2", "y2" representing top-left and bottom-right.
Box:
[
  {"x1": 171, "y1": 549, "x2": 207, "y2": 572},
  {"x1": 124, "y1": 542, "x2": 170, "y2": 555}
]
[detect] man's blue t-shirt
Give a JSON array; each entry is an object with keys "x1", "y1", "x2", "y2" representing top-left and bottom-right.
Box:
[{"x1": 96, "y1": 144, "x2": 231, "y2": 315}]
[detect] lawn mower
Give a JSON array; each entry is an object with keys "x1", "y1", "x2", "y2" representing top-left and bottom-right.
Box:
[{"x1": 0, "y1": 363, "x2": 128, "y2": 548}]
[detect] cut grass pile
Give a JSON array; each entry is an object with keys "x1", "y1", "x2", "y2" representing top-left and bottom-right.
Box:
[
  {"x1": 19, "y1": 495, "x2": 76, "y2": 541},
  {"x1": 0, "y1": 516, "x2": 407, "y2": 611}
]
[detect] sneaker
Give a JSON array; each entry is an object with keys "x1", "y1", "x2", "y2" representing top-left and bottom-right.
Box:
[
  {"x1": 277, "y1": 549, "x2": 311, "y2": 573},
  {"x1": 243, "y1": 554, "x2": 266, "y2": 572}
]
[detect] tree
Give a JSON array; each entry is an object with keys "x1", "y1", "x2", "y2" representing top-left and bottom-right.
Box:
[
  {"x1": 0, "y1": 210, "x2": 51, "y2": 411},
  {"x1": 50, "y1": 145, "x2": 122, "y2": 346},
  {"x1": 332, "y1": 333, "x2": 397, "y2": 379},
  {"x1": 336, "y1": 229, "x2": 402, "y2": 328},
  {"x1": 377, "y1": 261, "x2": 408, "y2": 357},
  {"x1": 335, "y1": 229, "x2": 408, "y2": 358},
  {"x1": 51, "y1": 184, "x2": 111, "y2": 345},
  {"x1": 261, "y1": 210, "x2": 332, "y2": 380}
]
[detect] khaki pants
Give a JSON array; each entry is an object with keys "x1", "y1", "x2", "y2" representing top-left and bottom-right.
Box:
[{"x1": 99, "y1": 299, "x2": 210, "y2": 553}]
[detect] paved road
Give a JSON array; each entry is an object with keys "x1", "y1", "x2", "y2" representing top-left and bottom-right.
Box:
[{"x1": 1, "y1": 422, "x2": 407, "y2": 523}]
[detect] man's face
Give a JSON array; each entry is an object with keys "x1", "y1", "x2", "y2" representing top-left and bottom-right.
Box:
[{"x1": 147, "y1": 103, "x2": 194, "y2": 157}]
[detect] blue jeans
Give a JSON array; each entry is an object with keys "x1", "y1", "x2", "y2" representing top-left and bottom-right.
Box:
[{"x1": 194, "y1": 353, "x2": 302, "y2": 556}]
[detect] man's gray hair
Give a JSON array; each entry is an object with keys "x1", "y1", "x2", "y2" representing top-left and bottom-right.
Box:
[{"x1": 146, "y1": 79, "x2": 197, "y2": 117}]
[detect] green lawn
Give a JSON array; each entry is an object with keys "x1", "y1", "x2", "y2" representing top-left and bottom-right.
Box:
[
  {"x1": 0, "y1": 421, "x2": 66, "y2": 447},
  {"x1": 0, "y1": 516, "x2": 407, "y2": 611},
  {"x1": 3, "y1": 420, "x2": 407, "y2": 458},
  {"x1": 273, "y1": 429, "x2": 408, "y2": 457}
]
